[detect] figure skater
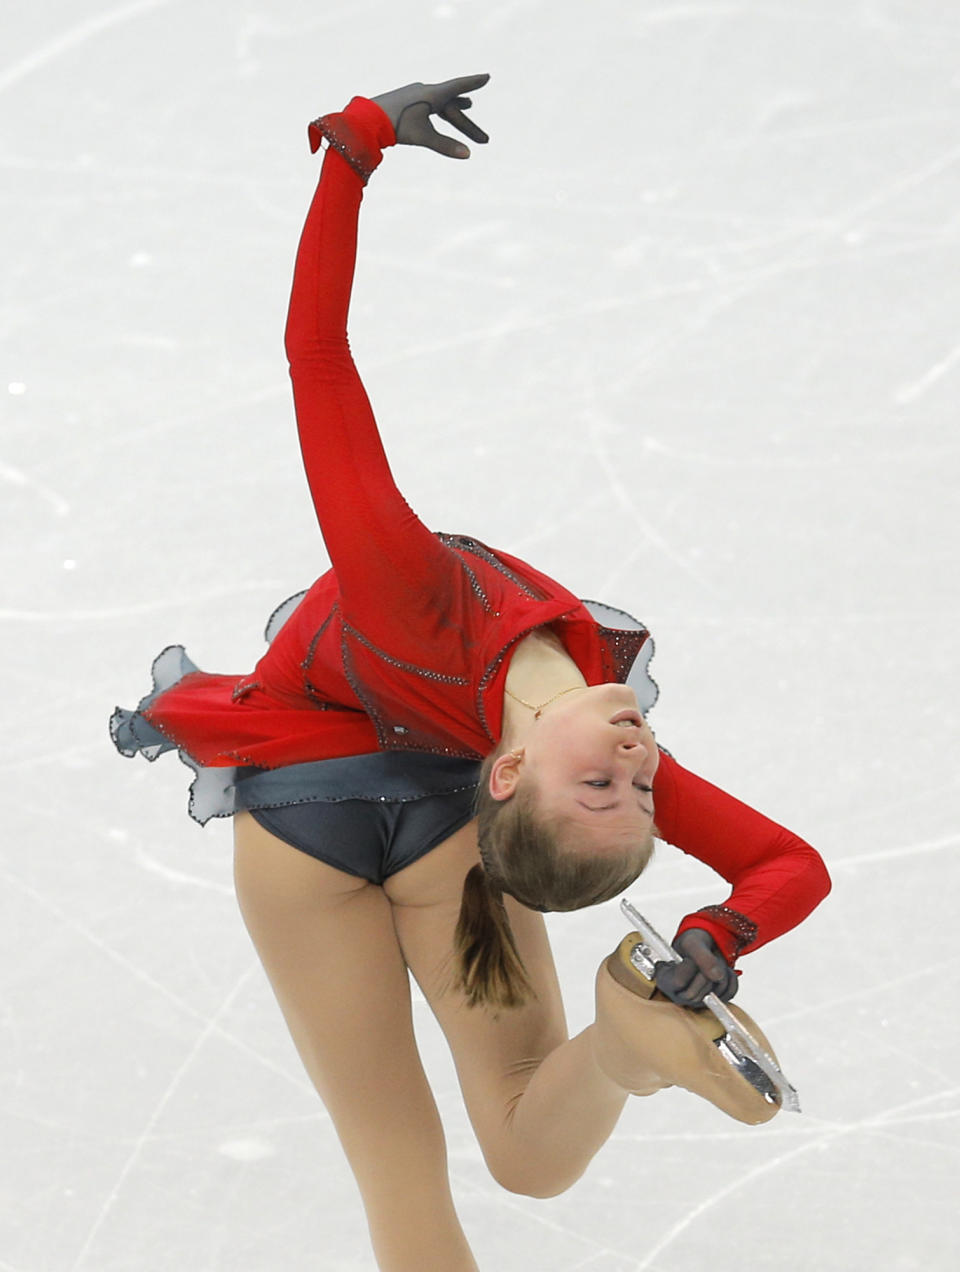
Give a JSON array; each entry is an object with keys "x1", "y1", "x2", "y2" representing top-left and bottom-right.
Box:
[{"x1": 112, "y1": 75, "x2": 830, "y2": 1272}]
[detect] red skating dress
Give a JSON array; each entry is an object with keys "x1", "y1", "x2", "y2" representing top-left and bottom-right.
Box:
[{"x1": 111, "y1": 96, "x2": 830, "y2": 963}]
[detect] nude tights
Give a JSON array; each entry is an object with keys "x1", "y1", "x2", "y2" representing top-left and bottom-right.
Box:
[{"x1": 233, "y1": 814, "x2": 628, "y2": 1271}]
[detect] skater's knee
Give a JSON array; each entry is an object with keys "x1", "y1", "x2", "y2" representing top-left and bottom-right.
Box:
[
  {"x1": 497, "y1": 1171, "x2": 580, "y2": 1199},
  {"x1": 486, "y1": 1152, "x2": 584, "y2": 1199}
]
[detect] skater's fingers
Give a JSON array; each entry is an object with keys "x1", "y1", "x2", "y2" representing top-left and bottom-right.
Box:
[
  {"x1": 658, "y1": 971, "x2": 712, "y2": 1008},
  {"x1": 428, "y1": 73, "x2": 491, "y2": 101},
  {"x1": 424, "y1": 121, "x2": 474, "y2": 159},
  {"x1": 372, "y1": 77, "x2": 490, "y2": 155},
  {"x1": 679, "y1": 970, "x2": 736, "y2": 1006},
  {"x1": 675, "y1": 969, "x2": 713, "y2": 1006},
  {"x1": 688, "y1": 945, "x2": 727, "y2": 984},
  {"x1": 686, "y1": 959, "x2": 737, "y2": 1004},
  {"x1": 715, "y1": 967, "x2": 739, "y2": 1001},
  {"x1": 653, "y1": 956, "x2": 698, "y2": 1003},
  {"x1": 440, "y1": 102, "x2": 490, "y2": 144},
  {"x1": 657, "y1": 929, "x2": 739, "y2": 1006},
  {"x1": 400, "y1": 107, "x2": 473, "y2": 159},
  {"x1": 688, "y1": 964, "x2": 737, "y2": 1004},
  {"x1": 673, "y1": 928, "x2": 733, "y2": 986}
]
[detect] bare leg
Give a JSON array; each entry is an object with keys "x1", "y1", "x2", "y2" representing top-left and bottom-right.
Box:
[
  {"x1": 233, "y1": 813, "x2": 478, "y2": 1272},
  {"x1": 386, "y1": 823, "x2": 630, "y2": 1199}
]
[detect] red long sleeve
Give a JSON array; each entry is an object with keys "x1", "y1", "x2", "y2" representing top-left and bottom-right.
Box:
[
  {"x1": 284, "y1": 97, "x2": 458, "y2": 649},
  {"x1": 652, "y1": 751, "x2": 831, "y2": 963}
]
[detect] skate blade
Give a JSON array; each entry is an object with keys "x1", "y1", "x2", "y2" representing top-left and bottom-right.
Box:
[{"x1": 620, "y1": 898, "x2": 801, "y2": 1114}]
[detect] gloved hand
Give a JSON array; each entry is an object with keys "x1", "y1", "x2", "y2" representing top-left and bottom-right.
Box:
[
  {"x1": 654, "y1": 929, "x2": 738, "y2": 1008},
  {"x1": 372, "y1": 74, "x2": 490, "y2": 158}
]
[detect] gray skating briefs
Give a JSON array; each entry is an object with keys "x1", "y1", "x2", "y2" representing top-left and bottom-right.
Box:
[{"x1": 234, "y1": 751, "x2": 481, "y2": 883}]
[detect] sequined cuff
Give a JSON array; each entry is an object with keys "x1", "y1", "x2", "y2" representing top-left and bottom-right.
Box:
[
  {"x1": 307, "y1": 96, "x2": 396, "y2": 183},
  {"x1": 694, "y1": 905, "x2": 759, "y2": 958}
]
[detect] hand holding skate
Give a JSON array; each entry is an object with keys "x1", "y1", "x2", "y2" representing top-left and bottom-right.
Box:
[
  {"x1": 372, "y1": 74, "x2": 491, "y2": 158},
  {"x1": 654, "y1": 928, "x2": 738, "y2": 1007},
  {"x1": 591, "y1": 900, "x2": 800, "y2": 1122}
]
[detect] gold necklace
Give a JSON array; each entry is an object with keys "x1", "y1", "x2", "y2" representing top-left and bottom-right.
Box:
[{"x1": 504, "y1": 684, "x2": 583, "y2": 720}]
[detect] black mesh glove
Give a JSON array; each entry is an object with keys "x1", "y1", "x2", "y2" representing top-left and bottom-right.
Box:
[
  {"x1": 654, "y1": 929, "x2": 739, "y2": 1008},
  {"x1": 372, "y1": 74, "x2": 490, "y2": 158}
]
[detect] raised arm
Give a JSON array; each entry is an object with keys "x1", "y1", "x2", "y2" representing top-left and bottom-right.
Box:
[{"x1": 285, "y1": 77, "x2": 490, "y2": 622}]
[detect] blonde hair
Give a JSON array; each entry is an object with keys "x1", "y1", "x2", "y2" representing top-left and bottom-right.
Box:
[{"x1": 451, "y1": 745, "x2": 655, "y2": 1009}]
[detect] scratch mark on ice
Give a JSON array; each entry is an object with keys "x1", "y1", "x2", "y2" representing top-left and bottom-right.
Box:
[
  {"x1": 632, "y1": 1087, "x2": 960, "y2": 1271},
  {"x1": 0, "y1": 580, "x2": 286, "y2": 623},
  {"x1": 765, "y1": 957, "x2": 951, "y2": 1027},
  {"x1": 834, "y1": 830, "x2": 960, "y2": 869},
  {"x1": 69, "y1": 969, "x2": 252, "y2": 1271},
  {"x1": 895, "y1": 337, "x2": 960, "y2": 404},
  {"x1": 582, "y1": 403, "x2": 720, "y2": 596},
  {"x1": 0, "y1": 460, "x2": 70, "y2": 516},
  {"x1": 133, "y1": 845, "x2": 234, "y2": 897},
  {"x1": 0, "y1": 0, "x2": 178, "y2": 94},
  {"x1": 0, "y1": 865, "x2": 316, "y2": 1097}
]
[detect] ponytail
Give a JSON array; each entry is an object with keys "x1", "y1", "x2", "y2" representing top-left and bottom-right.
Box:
[{"x1": 452, "y1": 863, "x2": 535, "y2": 1010}]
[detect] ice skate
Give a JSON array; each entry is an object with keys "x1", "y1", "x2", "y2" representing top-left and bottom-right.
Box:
[{"x1": 593, "y1": 905, "x2": 797, "y2": 1125}]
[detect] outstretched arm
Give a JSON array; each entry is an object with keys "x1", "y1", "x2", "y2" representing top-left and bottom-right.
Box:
[{"x1": 285, "y1": 77, "x2": 490, "y2": 627}]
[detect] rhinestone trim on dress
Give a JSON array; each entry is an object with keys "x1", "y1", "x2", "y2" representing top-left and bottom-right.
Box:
[
  {"x1": 695, "y1": 905, "x2": 759, "y2": 955},
  {"x1": 450, "y1": 552, "x2": 494, "y2": 615},
  {"x1": 302, "y1": 610, "x2": 340, "y2": 704},
  {"x1": 336, "y1": 623, "x2": 478, "y2": 758},
  {"x1": 595, "y1": 624, "x2": 650, "y2": 685},
  {"x1": 342, "y1": 620, "x2": 470, "y2": 686},
  {"x1": 476, "y1": 632, "x2": 528, "y2": 744},
  {"x1": 440, "y1": 533, "x2": 543, "y2": 601},
  {"x1": 308, "y1": 114, "x2": 376, "y2": 183},
  {"x1": 338, "y1": 629, "x2": 389, "y2": 746}
]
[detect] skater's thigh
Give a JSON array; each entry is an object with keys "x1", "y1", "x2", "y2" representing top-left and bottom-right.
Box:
[
  {"x1": 385, "y1": 823, "x2": 568, "y2": 1152},
  {"x1": 233, "y1": 812, "x2": 443, "y2": 1175}
]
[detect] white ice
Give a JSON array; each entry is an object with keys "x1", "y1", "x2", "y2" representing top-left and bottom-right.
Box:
[{"x1": 2, "y1": 2, "x2": 958, "y2": 1269}]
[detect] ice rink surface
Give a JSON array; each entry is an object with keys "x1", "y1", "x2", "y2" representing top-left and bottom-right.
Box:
[{"x1": 2, "y1": 1, "x2": 959, "y2": 1268}]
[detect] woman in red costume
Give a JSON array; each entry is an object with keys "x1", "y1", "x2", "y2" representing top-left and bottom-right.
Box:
[{"x1": 112, "y1": 75, "x2": 830, "y2": 1271}]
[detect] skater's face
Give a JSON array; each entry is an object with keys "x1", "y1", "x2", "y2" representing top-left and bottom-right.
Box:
[{"x1": 492, "y1": 683, "x2": 658, "y2": 850}]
